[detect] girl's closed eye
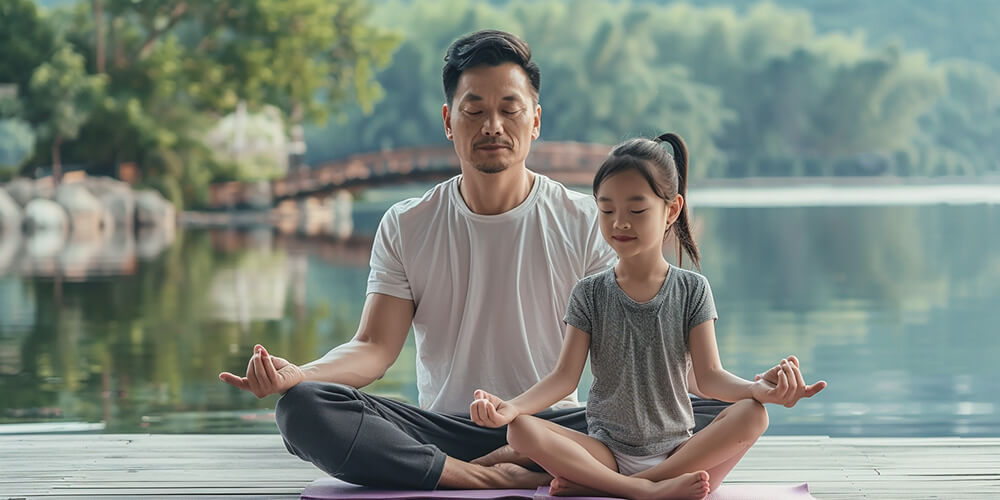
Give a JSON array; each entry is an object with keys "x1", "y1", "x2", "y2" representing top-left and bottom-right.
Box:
[{"x1": 630, "y1": 209, "x2": 647, "y2": 214}]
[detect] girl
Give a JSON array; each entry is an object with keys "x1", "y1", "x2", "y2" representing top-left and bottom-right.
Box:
[{"x1": 470, "y1": 133, "x2": 825, "y2": 500}]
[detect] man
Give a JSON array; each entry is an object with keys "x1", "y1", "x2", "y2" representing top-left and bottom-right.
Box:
[{"x1": 219, "y1": 30, "x2": 823, "y2": 490}]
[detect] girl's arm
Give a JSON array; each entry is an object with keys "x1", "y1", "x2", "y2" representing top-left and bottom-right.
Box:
[
  {"x1": 686, "y1": 364, "x2": 708, "y2": 399},
  {"x1": 470, "y1": 325, "x2": 590, "y2": 427},
  {"x1": 688, "y1": 319, "x2": 788, "y2": 403}
]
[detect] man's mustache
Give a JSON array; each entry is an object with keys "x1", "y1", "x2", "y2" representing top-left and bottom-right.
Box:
[{"x1": 474, "y1": 139, "x2": 513, "y2": 148}]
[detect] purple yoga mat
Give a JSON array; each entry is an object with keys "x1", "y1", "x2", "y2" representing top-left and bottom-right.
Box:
[{"x1": 301, "y1": 477, "x2": 816, "y2": 500}]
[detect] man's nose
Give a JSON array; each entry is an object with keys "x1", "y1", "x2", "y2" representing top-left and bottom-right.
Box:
[{"x1": 481, "y1": 113, "x2": 503, "y2": 135}]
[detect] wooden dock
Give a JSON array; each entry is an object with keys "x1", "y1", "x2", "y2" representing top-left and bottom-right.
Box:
[{"x1": 1, "y1": 435, "x2": 998, "y2": 499}]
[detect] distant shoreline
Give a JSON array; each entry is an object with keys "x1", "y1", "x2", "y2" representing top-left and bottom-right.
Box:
[
  {"x1": 691, "y1": 175, "x2": 1000, "y2": 189},
  {"x1": 688, "y1": 175, "x2": 1000, "y2": 207},
  {"x1": 181, "y1": 175, "x2": 1000, "y2": 225}
]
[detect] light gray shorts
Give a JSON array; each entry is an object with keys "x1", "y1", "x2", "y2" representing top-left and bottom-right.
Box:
[{"x1": 611, "y1": 439, "x2": 689, "y2": 476}]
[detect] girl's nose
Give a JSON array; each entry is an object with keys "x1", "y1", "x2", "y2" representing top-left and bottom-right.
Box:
[{"x1": 615, "y1": 220, "x2": 631, "y2": 230}]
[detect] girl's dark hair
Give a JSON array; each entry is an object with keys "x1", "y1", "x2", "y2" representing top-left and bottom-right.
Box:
[
  {"x1": 592, "y1": 133, "x2": 701, "y2": 269},
  {"x1": 442, "y1": 30, "x2": 540, "y2": 106}
]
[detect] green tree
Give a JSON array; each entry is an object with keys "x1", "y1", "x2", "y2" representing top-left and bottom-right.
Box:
[
  {"x1": 912, "y1": 60, "x2": 1000, "y2": 176},
  {"x1": 0, "y1": 0, "x2": 57, "y2": 93},
  {"x1": 27, "y1": 45, "x2": 105, "y2": 183},
  {"x1": 37, "y1": 0, "x2": 398, "y2": 207},
  {"x1": 308, "y1": 0, "x2": 1000, "y2": 179}
]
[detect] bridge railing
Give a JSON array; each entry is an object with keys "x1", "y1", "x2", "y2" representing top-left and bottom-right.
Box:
[{"x1": 209, "y1": 141, "x2": 612, "y2": 210}]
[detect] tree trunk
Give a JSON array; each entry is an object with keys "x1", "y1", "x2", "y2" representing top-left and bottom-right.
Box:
[
  {"x1": 52, "y1": 135, "x2": 63, "y2": 185},
  {"x1": 94, "y1": 0, "x2": 105, "y2": 73}
]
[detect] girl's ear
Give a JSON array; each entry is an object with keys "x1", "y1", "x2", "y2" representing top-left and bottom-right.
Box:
[{"x1": 668, "y1": 194, "x2": 685, "y2": 225}]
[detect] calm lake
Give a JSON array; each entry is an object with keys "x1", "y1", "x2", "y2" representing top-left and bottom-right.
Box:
[{"x1": 1, "y1": 182, "x2": 997, "y2": 437}]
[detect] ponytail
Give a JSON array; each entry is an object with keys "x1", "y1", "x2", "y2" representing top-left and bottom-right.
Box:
[{"x1": 653, "y1": 133, "x2": 700, "y2": 269}]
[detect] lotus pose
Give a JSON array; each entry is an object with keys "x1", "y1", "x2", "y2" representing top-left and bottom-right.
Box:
[{"x1": 470, "y1": 134, "x2": 826, "y2": 499}]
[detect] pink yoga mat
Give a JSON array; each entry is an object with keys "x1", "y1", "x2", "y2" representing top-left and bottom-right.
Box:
[{"x1": 301, "y1": 477, "x2": 816, "y2": 500}]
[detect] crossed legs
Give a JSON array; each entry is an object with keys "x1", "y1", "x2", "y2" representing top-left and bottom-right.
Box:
[{"x1": 515, "y1": 399, "x2": 768, "y2": 498}]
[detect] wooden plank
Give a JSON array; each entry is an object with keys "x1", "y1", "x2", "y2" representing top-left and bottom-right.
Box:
[{"x1": 2, "y1": 435, "x2": 1000, "y2": 499}]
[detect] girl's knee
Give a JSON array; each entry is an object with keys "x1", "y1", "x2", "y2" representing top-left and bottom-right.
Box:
[
  {"x1": 734, "y1": 399, "x2": 769, "y2": 434},
  {"x1": 506, "y1": 415, "x2": 542, "y2": 453}
]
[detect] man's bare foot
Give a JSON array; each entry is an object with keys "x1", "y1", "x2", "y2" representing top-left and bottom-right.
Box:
[
  {"x1": 489, "y1": 462, "x2": 552, "y2": 489},
  {"x1": 471, "y1": 444, "x2": 539, "y2": 470},
  {"x1": 549, "y1": 476, "x2": 607, "y2": 497},
  {"x1": 639, "y1": 471, "x2": 710, "y2": 500}
]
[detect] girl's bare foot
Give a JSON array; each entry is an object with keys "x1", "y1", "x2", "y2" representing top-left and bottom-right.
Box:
[
  {"x1": 640, "y1": 471, "x2": 710, "y2": 500},
  {"x1": 549, "y1": 476, "x2": 607, "y2": 497},
  {"x1": 489, "y1": 462, "x2": 552, "y2": 489}
]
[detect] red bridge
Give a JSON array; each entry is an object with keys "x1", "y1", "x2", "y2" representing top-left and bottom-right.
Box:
[{"x1": 209, "y1": 141, "x2": 611, "y2": 209}]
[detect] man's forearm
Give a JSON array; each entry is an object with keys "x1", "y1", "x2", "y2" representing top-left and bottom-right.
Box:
[{"x1": 300, "y1": 340, "x2": 392, "y2": 389}]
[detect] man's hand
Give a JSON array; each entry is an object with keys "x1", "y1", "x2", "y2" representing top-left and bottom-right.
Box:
[
  {"x1": 754, "y1": 355, "x2": 826, "y2": 407},
  {"x1": 470, "y1": 389, "x2": 520, "y2": 428},
  {"x1": 219, "y1": 344, "x2": 305, "y2": 398}
]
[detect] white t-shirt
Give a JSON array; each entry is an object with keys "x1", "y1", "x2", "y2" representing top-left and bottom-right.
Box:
[{"x1": 367, "y1": 173, "x2": 616, "y2": 414}]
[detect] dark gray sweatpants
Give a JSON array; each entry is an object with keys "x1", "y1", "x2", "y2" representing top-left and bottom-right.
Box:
[{"x1": 275, "y1": 381, "x2": 730, "y2": 490}]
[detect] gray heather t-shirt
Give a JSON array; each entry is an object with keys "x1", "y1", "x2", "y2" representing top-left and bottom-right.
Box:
[{"x1": 564, "y1": 265, "x2": 718, "y2": 456}]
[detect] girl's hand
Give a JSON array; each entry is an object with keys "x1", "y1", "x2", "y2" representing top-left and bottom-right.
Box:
[
  {"x1": 749, "y1": 367, "x2": 794, "y2": 405},
  {"x1": 754, "y1": 356, "x2": 827, "y2": 407},
  {"x1": 470, "y1": 389, "x2": 519, "y2": 428}
]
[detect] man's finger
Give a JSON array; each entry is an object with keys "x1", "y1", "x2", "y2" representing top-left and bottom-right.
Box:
[
  {"x1": 219, "y1": 372, "x2": 250, "y2": 391},
  {"x1": 249, "y1": 354, "x2": 268, "y2": 396},
  {"x1": 261, "y1": 348, "x2": 279, "y2": 386}
]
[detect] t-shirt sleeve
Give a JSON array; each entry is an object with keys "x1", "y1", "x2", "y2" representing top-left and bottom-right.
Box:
[
  {"x1": 686, "y1": 275, "x2": 718, "y2": 338},
  {"x1": 584, "y1": 220, "x2": 617, "y2": 276},
  {"x1": 366, "y1": 207, "x2": 412, "y2": 300},
  {"x1": 563, "y1": 280, "x2": 593, "y2": 335}
]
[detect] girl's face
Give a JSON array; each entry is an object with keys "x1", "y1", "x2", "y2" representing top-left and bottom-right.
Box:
[{"x1": 595, "y1": 169, "x2": 683, "y2": 261}]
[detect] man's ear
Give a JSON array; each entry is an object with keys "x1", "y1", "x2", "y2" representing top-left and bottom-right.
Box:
[
  {"x1": 442, "y1": 103, "x2": 453, "y2": 140},
  {"x1": 531, "y1": 103, "x2": 541, "y2": 140}
]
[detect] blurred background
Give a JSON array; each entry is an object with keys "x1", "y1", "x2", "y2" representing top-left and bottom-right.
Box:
[{"x1": 0, "y1": 0, "x2": 997, "y2": 436}]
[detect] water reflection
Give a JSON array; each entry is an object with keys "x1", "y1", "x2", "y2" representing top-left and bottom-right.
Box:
[{"x1": 0, "y1": 196, "x2": 997, "y2": 436}]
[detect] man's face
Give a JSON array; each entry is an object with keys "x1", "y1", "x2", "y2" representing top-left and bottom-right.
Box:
[{"x1": 443, "y1": 63, "x2": 541, "y2": 174}]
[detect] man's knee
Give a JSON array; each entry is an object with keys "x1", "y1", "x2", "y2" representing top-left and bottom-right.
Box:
[
  {"x1": 274, "y1": 382, "x2": 367, "y2": 474},
  {"x1": 275, "y1": 382, "x2": 362, "y2": 443},
  {"x1": 691, "y1": 396, "x2": 731, "y2": 433}
]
